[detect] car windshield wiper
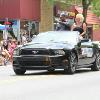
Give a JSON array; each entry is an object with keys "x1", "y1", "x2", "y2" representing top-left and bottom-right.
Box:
[
  {"x1": 32, "y1": 42, "x2": 43, "y2": 44},
  {"x1": 51, "y1": 41, "x2": 68, "y2": 44}
]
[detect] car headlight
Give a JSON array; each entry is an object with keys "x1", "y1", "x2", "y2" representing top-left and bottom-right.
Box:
[
  {"x1": 54, "y1": 50, "x2": 65, "y2": 55},
  {"x1": 13, "y1": 48, "x2": 20, "y2": 56}
]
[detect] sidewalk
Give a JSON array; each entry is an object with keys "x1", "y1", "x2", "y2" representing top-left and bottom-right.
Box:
[{"x1": 0, "y1": 62, "x2": 12, "y2": 67}]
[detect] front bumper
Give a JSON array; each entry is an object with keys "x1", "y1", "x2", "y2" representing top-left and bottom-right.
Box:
[{"x1": 13, "y1": 55, "x2": 67, "y2": 70}]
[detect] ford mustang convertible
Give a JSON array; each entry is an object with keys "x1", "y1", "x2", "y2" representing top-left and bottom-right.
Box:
[{"x1": 13, "y1": 31, "x2": 100, "y2": 75}]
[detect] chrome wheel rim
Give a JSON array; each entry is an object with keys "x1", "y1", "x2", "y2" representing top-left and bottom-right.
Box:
[
  {"x1": 96, "y1": 52, "x2": 100, "y2": 69},
  {"x1": 70, "y1": 53, "x2": 77, "y2": 72}
]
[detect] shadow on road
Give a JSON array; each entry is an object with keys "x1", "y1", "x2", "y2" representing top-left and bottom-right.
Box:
[
  {"x1": 76, "y1": 68, "x2": 92, "y2": 74},
  {"x1": 12, "y1": 68, "x2": 93, "y2": 76}
]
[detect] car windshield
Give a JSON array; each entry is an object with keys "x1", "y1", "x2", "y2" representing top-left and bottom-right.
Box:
[{"x1": 32, "y1": 31, "x2": 80, "y2": 44}]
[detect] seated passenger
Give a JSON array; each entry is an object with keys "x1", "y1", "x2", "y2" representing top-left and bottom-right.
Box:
[
  {"x1": 71, "y1": 13, "x2": 87, "y2": 39},
  {"x1": 56, "y1": 13, "x2": 71, "y2": 31}
]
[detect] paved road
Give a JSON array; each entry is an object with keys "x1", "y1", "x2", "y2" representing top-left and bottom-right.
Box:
[{"x1": 0, "y1": 65, "x2": 100, "y2": 100}]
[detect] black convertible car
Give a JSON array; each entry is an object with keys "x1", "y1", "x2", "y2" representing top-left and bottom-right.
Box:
[{"x1": 13, "y1": 31, "x2": 100, "y2": 75}]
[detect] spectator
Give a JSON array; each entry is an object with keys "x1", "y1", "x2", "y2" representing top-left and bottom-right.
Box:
[
  {"x1": 1, "y1": 45, "x2": 10, "y2": 65},
  {"x1": 0, "y1": 40, "x2": 10, "y2": 65},
  {"x1": 22, "y1": 34, "x2": 27, "y2": 44},
  {"x1": 2, "y1": 40, "x2": 8, "y2": 50},
  {"x1": 8, "y1": 39, "x2": 17, "y2": 63}
]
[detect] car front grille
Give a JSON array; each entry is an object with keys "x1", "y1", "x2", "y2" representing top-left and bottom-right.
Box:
[
  {"x1": 19, "y1": 61, "x2": 48, "y2": 66},
  {"x1": 20, "y1": 49, "x2": 54, "y2": 55},
  {"x1": 18, "y1": 56, "x2": 50, "y2": 66}
]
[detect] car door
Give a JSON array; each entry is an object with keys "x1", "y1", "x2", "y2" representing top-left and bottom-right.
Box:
[{"x1": 78, "y1": 39, "x2": 94, "y2": 66}]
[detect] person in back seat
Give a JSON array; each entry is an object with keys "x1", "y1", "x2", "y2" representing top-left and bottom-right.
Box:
[{"x1": 71, "y1": 13, "x2": 87, "y2": 39}]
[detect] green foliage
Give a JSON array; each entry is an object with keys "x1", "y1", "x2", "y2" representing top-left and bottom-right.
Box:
[
  {"x1": 92, "y1": 0, "x2": 100, "y2": 16},
  {"x1": 48, "y1": 0, "x2": 81, "y2": 5},
  {"x1": 47, "y1": 0, "x2": 54, "y2": 4},
  {"x1": 48, "y1": 0, "x2": 100, "y2": 17}
]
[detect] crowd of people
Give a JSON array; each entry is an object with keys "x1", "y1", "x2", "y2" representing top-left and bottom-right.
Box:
[
  {"x1": 0, "y1": 31, "x2": 33, "y2": 66},
  {"x1": 0, "y1": 39, "x2": 17, "y2": 65}
]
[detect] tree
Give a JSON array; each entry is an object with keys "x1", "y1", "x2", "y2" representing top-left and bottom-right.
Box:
[
  {"x1": 82, "y1": 0, "x2": 91, "y2": 23},
  {"x1": 47, "y1": 0, "x2": 92, "y2": 21}
]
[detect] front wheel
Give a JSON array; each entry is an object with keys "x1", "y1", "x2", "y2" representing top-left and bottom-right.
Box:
[
  {"x1": 13, "y1": 67, "x2": 26, "y2": 75},
  {"x1": 65, "y1": 52, "x2": 78, "y2": 74},
  {"x1": 91, "y1": 50, "x2": 100, "y2": 71}
]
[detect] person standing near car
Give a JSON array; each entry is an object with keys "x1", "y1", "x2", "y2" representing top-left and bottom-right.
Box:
[
  {"x1": 71, "y1": 13, "x2": 87, "y2": 39},
  {"x1": 1, "y1": 40, "x2": 10, "y2": 65},
  {"x1": 22, "y1": 34, "x2": 27, "y2": 44},
  {"x1": 8, "y1": 39, "x2": 17, "y2": 63}
]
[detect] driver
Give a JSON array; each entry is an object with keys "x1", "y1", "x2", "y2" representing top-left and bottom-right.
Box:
[{"x1": 56, "y1": 13, "x2": 71, "y2": 31}]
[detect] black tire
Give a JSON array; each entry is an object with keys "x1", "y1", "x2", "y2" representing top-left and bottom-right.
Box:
[
  {"x1": 13, "y1": 68, "x2": 26, "y2": 75},
  {"x1": 48, "y1": 68, "x2": 55, "y2": 72},
  {"x1": 91, "y1": 50, "x2": 100, "y2": 71},
  {"x1": 65, "y1": 52, "x2": 78, "y2": 74}
]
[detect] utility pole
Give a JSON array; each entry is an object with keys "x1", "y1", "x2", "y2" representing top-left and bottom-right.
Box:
[
  {"x1": 27, "y1": 21, "x2": 32, "y2": 41},
  {"x1": 3, "y1": 18, "x2": 9, "y2": 40}
]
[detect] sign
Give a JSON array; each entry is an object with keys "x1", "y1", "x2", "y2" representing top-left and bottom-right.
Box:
[{"x1": 0, "y1": 24, "x2": 6, "y2": 30}]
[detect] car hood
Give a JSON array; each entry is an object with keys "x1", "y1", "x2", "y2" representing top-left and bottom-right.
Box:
[{"x1": 21, "y1": 42, "x2": 77, "y2": 50}]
